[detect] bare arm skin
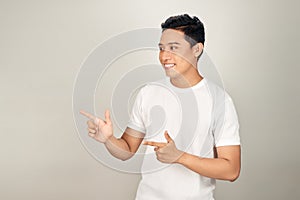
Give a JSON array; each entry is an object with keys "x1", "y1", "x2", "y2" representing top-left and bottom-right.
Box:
[
  {"x1": 177, "y1": 145, "x2": 241, "y2": 181},
  {"x1": 104, "y1": 128, "x2": 144, "y2": 161}
]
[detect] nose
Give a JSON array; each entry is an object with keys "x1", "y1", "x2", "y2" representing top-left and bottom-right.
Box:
[{"x1": 160, "y1": 50, "x2": 172, "y2": 61}]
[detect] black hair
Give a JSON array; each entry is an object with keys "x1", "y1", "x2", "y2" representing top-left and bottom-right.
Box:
[{"x1": 161, "y1": 14, "x2": 205, "y2": 47}]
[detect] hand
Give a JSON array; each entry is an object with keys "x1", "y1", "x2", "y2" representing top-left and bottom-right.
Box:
[
  {"x1": 143, "y1": 131, "x2": 183, "y2": 164},
  {"x1": 80, "y1": 109, "x2": 113, "y2": 143}
]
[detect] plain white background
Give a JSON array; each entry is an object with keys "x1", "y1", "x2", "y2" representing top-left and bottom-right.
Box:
[{"x1": 0, "y1": 0, "x2": 299, "y2": 199}]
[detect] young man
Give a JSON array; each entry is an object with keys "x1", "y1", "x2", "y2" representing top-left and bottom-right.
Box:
[{"x1": 81, "y1": 14, "x2": 241, "y2": 200}]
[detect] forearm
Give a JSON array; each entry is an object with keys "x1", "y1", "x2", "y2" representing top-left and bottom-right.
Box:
[
  {"x1": 177, "y1": 152, "x2": 240, "y2": 181},
  {"x1": 104, "y1": 136, "x2": 133, "y2": 161}
]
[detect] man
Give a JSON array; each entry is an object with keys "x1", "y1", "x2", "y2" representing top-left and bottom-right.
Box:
[{"x1": 81, "y1": 14, "x2": 241, "y2": 200}]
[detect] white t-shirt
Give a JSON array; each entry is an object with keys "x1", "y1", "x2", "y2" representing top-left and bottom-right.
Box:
[{"x1": 127, "y1": 78, "x2": 240, "y2": 200}]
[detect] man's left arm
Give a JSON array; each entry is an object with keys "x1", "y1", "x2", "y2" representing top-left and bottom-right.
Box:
[
  {"x1": 178, "y1": 145, "x2": 241, "y2": 182},
  {"x1": 144, "y1": 131, "x2": 241, "y2": 182}
]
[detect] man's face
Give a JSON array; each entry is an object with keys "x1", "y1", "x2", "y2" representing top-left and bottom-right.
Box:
[{"x1": 158, "y1": 29, "x2": 199, "y2": 78}]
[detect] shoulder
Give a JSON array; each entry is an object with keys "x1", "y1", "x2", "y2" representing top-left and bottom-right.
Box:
[{"x1": 204, "y1": 79, "x2": 232, "y2": 103}]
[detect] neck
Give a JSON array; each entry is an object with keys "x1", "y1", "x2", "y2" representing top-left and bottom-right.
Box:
[{"x1": 170, "y1": 68, "x2": 203, "y2": 88}]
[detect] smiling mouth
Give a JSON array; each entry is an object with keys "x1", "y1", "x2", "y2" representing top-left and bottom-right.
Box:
[{"x1": 163, "y1": 63, "x2": 175, "y2": 70}]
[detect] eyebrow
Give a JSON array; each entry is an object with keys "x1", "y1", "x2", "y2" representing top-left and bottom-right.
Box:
[{"x1": 158, "y1": 42, "x2": 181, "y2": 46}]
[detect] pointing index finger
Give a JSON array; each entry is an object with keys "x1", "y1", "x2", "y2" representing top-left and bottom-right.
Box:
[
  {"x1": 143, "y1": 141, "x2": 166, "y2": 148},
  {"x1": 80, "y1": 110, "x2": 96, "y2": 121}
]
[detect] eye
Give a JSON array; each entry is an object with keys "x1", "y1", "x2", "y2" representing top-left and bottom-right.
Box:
[
  {"x1": 159, "y1": 47, "x2": 164, "y2": 51},
  {"x1": 170, "y1": 46, "x2": 178, "y2": 51}
]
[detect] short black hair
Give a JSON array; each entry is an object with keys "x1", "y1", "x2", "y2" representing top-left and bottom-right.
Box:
[{"x1": 161, "y1": 14, "x2": 205, "y2": 47}]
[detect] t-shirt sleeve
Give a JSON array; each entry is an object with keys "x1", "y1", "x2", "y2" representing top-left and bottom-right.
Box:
[
  {"x1": 214, "y1": 95, "x2": 240, "y2": 147},
  {"x1": 127, "y1": 87, "x2": 146, "y2": 134}
]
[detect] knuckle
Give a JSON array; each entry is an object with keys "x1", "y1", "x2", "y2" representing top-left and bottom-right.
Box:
[{"x1": 87, "y1": 120, "x2": 93, "y2": 126}]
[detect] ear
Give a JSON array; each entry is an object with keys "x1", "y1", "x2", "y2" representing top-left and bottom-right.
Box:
[{"x1": 193, "y1": 43, "x2": 204, "y2": 58}]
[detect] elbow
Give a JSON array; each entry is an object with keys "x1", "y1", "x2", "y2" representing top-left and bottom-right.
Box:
[
  {"x1": 119, "y1": 152, "x2": 135, "y2": 161},
  {"x1": 120, "y1": 156, "x2": 131, "y2": 161},
  {"x1": 120, "y1": 157, "x2": 129, "y2": 161},
  {"x1": 228, "y1": 169, "x2": 240, "y2": 182},
  {"x1": 229, "y1": 173, "x2": 239, "y2": 182}
]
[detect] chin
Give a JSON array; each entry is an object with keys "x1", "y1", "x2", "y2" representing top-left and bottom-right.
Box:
[{"x1": 165, "y1": 71, "x2": 181, "y2": 79}]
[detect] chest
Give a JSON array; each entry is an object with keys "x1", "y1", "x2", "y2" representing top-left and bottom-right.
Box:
[{"x1": 142, "y1": 90, "x2": 213, "y2": 148}]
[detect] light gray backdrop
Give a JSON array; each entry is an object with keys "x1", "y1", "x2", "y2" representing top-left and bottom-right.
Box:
[{"x1": 0, "y1": 0, "x2": 299, "y2": 199}]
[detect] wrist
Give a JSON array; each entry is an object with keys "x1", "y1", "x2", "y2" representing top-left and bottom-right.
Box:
[
  {"x1": 104, "y1": 134, "x2": 114, "y2": 144},
  {"x1": 176, "y1": 151, "x2": 187, "y2": 164}
]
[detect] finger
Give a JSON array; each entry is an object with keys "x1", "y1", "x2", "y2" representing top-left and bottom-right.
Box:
[
  {"x1": 88, "y1": 132, "x2": 95, "y2": 138},
  {"x1": 88, "y1": 128, "x2": 96, "y2": 134},
  {"x1": 87, "y1": 120, "x2": 96, "y2": 129},
  {"x1": 80, "y1": 110, "x2": 96, "y2": 121},
  {"x1": 105, "y1": 109, "x2": 111, "y2": 125},
  {"x1": 164, "y1": 130, "x2": 173, "y2": 143},
  {"x1": 143, "y1": 141, "x2": 166, "y2": 148}
]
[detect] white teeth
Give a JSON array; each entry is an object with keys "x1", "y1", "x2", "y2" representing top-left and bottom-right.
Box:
[{"x1": 164, "y1": 64, "x2": 175, "y2": 68}]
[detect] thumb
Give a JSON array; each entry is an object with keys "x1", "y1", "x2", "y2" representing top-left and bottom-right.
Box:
[
  {"x1": 105, "y1": 109, "x2": 111, "y2": 124},
  {"x1": 164, "y1": 130, "x2": 173, "y2": 143}
]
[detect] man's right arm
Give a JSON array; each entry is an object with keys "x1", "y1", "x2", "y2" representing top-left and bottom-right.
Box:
[{"x1": 104, "y1": 127, "x2": 144, "y2": 161}]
